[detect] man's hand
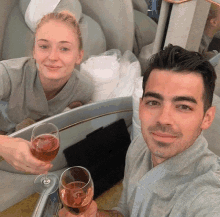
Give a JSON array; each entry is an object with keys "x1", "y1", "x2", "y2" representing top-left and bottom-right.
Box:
[
  {"x1": 58, "y1": 201, "x2": 124, "y2": 217},
  {"x1": 58, "y1": 201, "x2": 97, "y2": 217},
  {"x1": 0, "y1": 135, "x2": 52, "y2": 174}
]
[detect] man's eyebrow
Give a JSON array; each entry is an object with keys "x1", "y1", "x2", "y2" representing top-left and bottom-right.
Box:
[
  {"x1": 143, "y1": 92, "x2": 197, "y2": 104},
  {"x1": 143, "y1": 92, "x2": 164, "y2": 100},
  {"x1": 173, "y1": 96, "x2": 197, "y2": 104}
]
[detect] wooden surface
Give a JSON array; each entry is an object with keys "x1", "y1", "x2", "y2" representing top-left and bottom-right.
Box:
[
  {"x1": 0, "y1": 193, "x2": 40, "y2": 217},
  {"x1": 0, "y1": 181, "x2": 123, "y2": 216}
]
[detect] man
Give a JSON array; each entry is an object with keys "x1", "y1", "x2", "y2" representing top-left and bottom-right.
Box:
[
  {"x1": 199, "y1": 3, "x2": 220, "y2": 59},
  {"x1": 59, "y1": 44, "x2": 220, "y2": 216}
]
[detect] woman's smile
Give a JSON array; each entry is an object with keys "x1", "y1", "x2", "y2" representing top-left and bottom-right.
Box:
[{"x1": 45, "y1": 64, "x2": 61, "y2": 71}]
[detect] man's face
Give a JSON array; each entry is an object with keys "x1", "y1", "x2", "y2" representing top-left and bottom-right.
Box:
[{"x1": 139, "y1": 69, "x2": 215, "y2": 165}]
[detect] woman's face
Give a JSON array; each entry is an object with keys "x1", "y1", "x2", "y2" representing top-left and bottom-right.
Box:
[{"x1": 33, "y1": 20, "x2": 83, "y2": 83}]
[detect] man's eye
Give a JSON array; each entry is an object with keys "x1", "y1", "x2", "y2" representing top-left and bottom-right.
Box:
[
  {"x1": 177, "y1": 105, "x2": 192, "y2": 111},
  {"x1": 146, "y1": 101, "x2": 160, "y2": 106}
]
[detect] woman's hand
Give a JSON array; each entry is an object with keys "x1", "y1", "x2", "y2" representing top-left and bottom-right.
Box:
[
  {"x1": 0, "y1": 135, "x2": 52, "y2": 174},
  {"x1": 68, "y1": 101, "x2": 83, "y2": 109},
  {"x1": 58, "y1": 201, "x2": 97, "y2": 217}
]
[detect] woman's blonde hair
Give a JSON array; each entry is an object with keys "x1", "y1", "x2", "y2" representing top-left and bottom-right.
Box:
[{"x1": 35, "y1": 11, "x2": 83, "y2": 50}]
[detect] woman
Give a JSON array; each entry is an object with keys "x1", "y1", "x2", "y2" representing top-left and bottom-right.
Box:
[{"x1": 0, "y1": 11, "x2": 93, "y2": 174}]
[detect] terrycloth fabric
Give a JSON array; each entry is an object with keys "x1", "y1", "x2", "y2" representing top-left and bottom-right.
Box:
[
  {"x1": 0, "y1": 101, "x2": 15, "y2": 132},
  {"x1": 113, "y1": 134, "x2": 220, "y2": 217},
  {"x1": 0, "y1": 57, "x2": 93, "y2": 132},
  {"x1": 25, "y1": 0, "x2": 61, "y2": 32}
]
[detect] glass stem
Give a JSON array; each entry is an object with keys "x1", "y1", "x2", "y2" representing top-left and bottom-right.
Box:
[{"x1": 43, "y1": 173, "x2": 51, "y2": 185}]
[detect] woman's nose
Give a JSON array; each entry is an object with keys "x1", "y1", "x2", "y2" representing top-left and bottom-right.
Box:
[{"x1": 48, "y1": 48, "x2": 59, "y2": 61}]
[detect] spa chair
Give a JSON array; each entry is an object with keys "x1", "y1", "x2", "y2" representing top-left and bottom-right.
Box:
[
  {"x1": 0, "y1": 0, "x2": 156, "y2": 212},
  {"x1": 0, "y1": 0, "x2": 157, "y2": 61},
  {"x1": 0, "y1": 0, "x2": 106, "y2": 62},
  {"x1": 0, "y1": 96, "x2": 133, "y2": 212},
  {"x1": 0, "y1": 0, "x2": 132, "y2": 212}
]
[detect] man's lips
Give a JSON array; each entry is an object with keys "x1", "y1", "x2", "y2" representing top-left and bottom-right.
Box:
[
  {"x1": 152, "y1": 132, "x2": 176, "y2": 137},
  {"x1": 151, "y1": 131, "x2": 177, "y2": 143}
]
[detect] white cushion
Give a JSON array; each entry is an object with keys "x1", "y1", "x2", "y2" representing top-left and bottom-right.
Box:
[{"x1": 19, "y1": 0, "x2": 82, "y2": 29}]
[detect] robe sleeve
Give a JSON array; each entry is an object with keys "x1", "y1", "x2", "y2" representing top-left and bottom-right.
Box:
[
  {"x1": 70, "y1": 72, "x2": 94, "y2": 105},
  {"x1": 188, "y1": 187, "x2": 220, "y2": 217},
  {"x1": 0, "y1": 63, "x2": 11, "y2": 101}
]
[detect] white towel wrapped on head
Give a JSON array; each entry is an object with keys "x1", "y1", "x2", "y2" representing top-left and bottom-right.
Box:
[{"x1": 23, "y1": 0, "x2": 82, "y2": 32}]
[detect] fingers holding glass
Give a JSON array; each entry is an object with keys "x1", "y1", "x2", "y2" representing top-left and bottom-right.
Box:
[{"x1": 30, "y1": 122, "x2": 60, "y2": 194}]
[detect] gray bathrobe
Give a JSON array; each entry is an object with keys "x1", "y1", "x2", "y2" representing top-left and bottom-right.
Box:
[{"x1": 113, "y1": 134, "x2": 220, "y2": 216}]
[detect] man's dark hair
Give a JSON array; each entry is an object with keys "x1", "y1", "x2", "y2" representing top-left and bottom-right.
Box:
[{"x1": 142, "y1": 44, "x2": 217, "y2": 112}]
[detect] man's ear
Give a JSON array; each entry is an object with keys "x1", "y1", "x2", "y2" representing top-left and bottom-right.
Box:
[
  {"x1": 201, "y1": 106, "x2": 216, "y2": 130},
  {"x1": 139, "y1": 98, "x2": 143, "y2": 120},
  {"x1": 209, "y1": 17, "x2": 219, "y2": 27}
]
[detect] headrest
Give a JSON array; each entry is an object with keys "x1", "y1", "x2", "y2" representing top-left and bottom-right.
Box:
[
  {"x1": 19, "y1": 0, "x2": 82, "y2": 32},
  {"x1": 3, "y1": 0, "x2": 106, "y2": 60},
  {"x1": 132, "y1": 0, "x2": 148, "y2": 15}
]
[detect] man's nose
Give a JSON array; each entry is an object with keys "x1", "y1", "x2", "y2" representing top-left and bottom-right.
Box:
[{"x1": 157, "y1": 105, "x2": 174, "y2": 125}]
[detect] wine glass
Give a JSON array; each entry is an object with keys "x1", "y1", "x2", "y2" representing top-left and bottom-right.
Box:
[
  {"x1": 59, "y1": 166, "x2": 94, "y2": 215},
  {"x1": 30, "y1": 122, "x2": 60, "y2": 194}
]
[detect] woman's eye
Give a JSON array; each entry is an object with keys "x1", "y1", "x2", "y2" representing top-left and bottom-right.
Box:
[
  {"x1": 61, "y1": 47, "x2": 70, "y2": 51},
  {"x1": 39, "y1": 45, "x2": 48, "y2": 49}
]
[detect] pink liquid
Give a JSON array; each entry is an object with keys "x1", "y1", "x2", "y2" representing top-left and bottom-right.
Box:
[
  {"x1": 60, "y1": 181, "x2": 94, "y2": 214},
  {"x1": 31, "y1": 134, "x2": 59, "y2": 162}
]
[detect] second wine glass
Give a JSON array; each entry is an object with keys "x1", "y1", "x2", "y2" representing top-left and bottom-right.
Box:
[
  {"x1": 59, "y1": 166, "x2": 94, "y2": 215},
  {"x1": 30, "y1": 122, "x2": 60, "y2": 194}
]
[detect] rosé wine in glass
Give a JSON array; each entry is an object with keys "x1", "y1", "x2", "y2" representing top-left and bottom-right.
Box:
[
  {"x1": 31, "y1": 134, "x2": 59, "y2": 162},
  {"x1": 59, "y1": 167, "x2": 94, "y2": 215},
  {"x1": 31, "y1": 122, "x2": 60, "y2": 194},
  {"x1": 60, "y1": 181, "x2": 94, "y2": 214}
]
